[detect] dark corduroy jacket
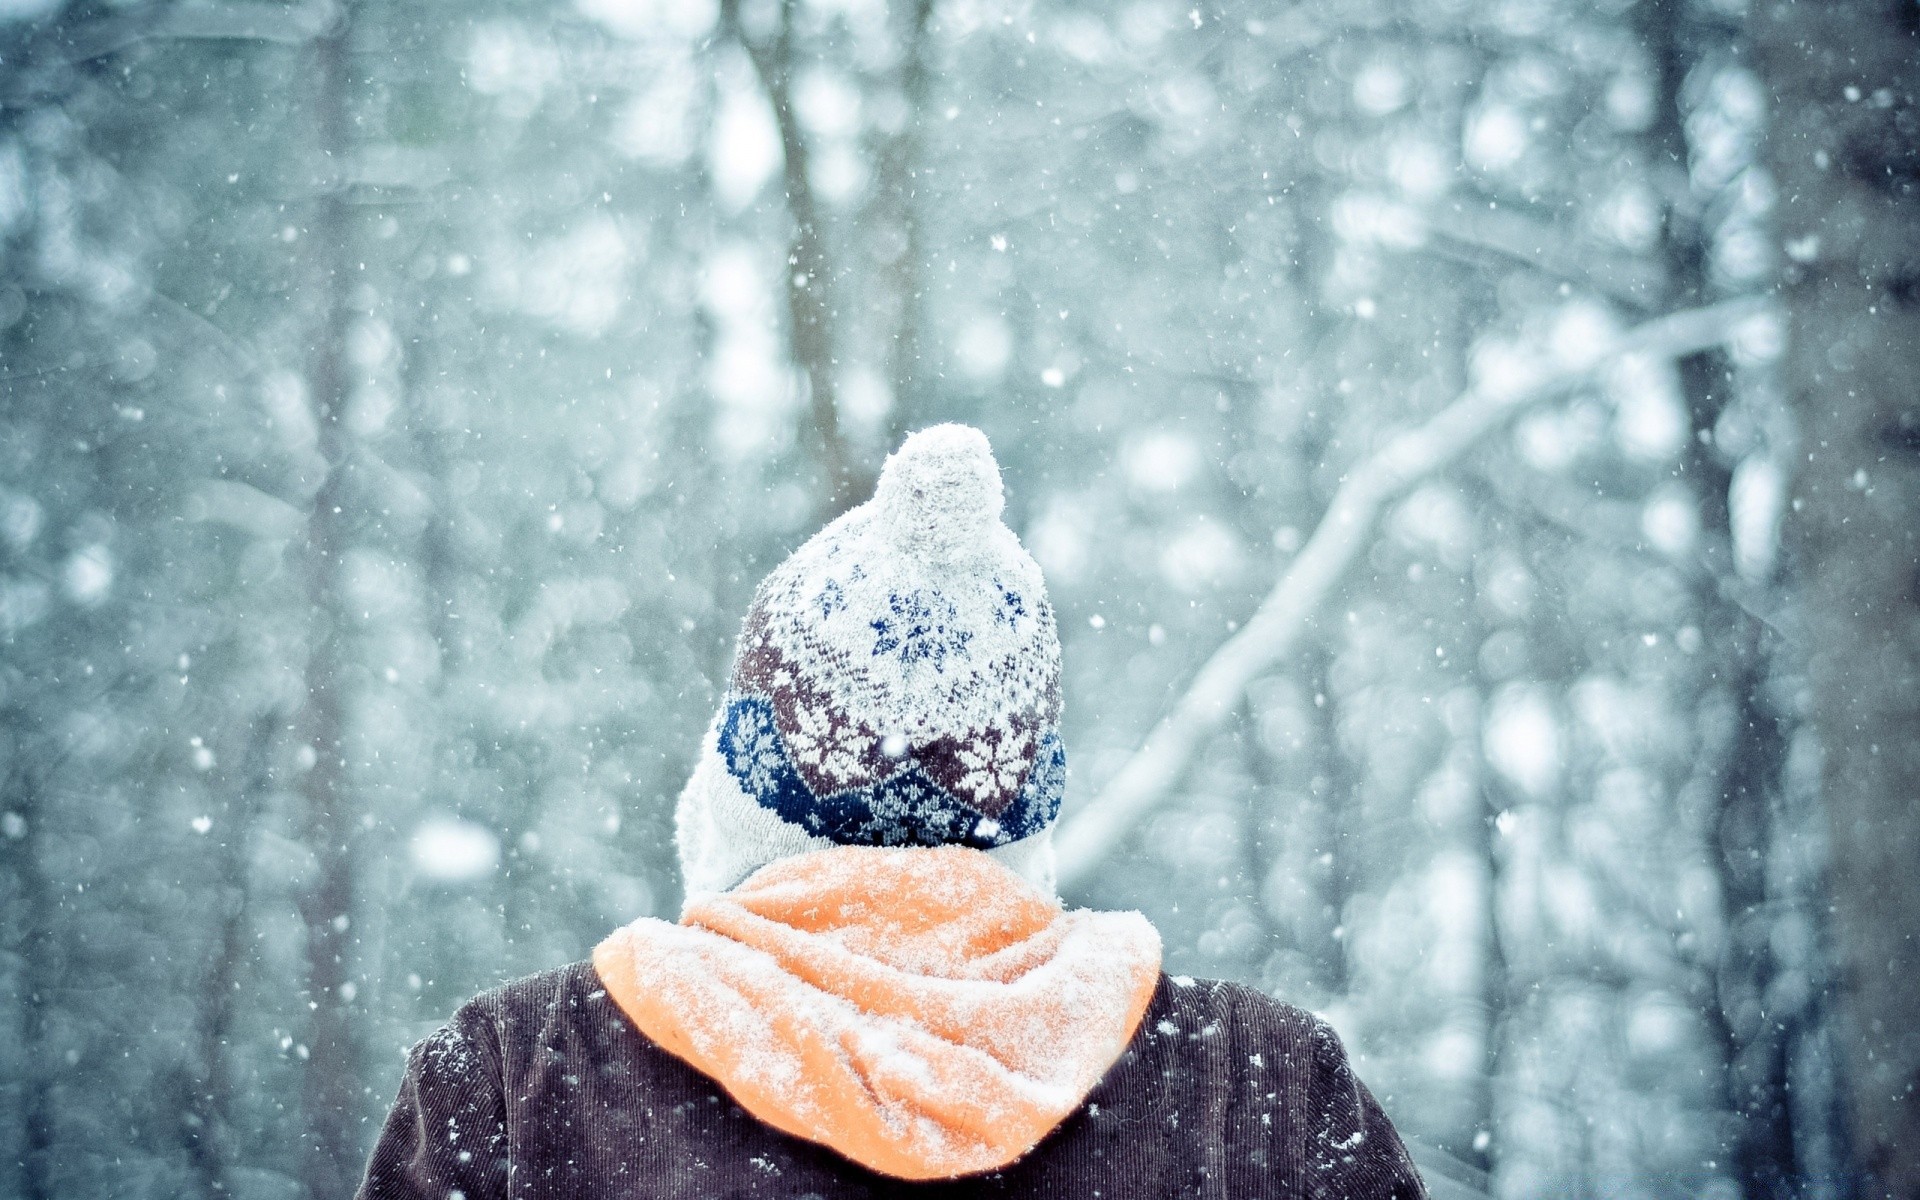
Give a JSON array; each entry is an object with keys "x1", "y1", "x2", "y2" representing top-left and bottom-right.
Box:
[{"x1": 357, "y1": 962, "x2": 1427, "y2": 1199}]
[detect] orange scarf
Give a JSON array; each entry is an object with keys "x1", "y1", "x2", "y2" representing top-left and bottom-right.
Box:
[{"x1": 592, "y1": 845, "x2": 1161, "y2": 1180}]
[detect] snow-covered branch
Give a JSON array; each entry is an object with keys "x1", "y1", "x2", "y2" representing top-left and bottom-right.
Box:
[{"x1": 1053, "y1": 296, "x2": 1773, "y2": 892}]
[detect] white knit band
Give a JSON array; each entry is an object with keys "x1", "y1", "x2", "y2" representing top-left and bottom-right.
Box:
[{"x1": 674, "y1": 728, "x2": 1059, "y2": 903}]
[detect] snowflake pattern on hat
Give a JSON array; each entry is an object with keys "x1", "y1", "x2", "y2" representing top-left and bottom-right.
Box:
[
  {"x1": 712, "y1": 425, "x2": 1066, "y2": 850},
  {"x1": 716, "y1": 695, "x2": 1064, "y2": 848}
]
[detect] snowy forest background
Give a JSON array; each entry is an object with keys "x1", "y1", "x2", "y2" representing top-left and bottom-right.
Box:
[{"x1": 2, "y1": 0, "x2": 1916, "y2": 1195}]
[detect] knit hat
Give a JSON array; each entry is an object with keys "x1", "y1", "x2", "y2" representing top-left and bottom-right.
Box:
[{"x1": 675, "y1": 425, "x2": 1065, "y2": 896}]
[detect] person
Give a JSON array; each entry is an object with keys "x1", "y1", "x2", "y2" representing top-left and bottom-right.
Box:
[{"x1": 356, "y1": 425, "x2": 1428, "y2": 1199}]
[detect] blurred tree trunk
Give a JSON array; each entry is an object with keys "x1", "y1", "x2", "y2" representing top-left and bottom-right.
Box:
[
  {"x1": 1, "y1": 19, "x2": 83, "y2": 1198},
  {"x1": 293, "y1": 13, "x2": 367, "y2": 1197},
  {"x1": 2, "y1": 729, "x2": 56, "y2": 1200},
  {"x1": 1236, "y1": 695, "x2": 1288, "y2": 985},
  {"x1": 404, "y1": 325, "x2": 464, "y2": 680},
  {"x1": 1756, "y1": 3, "x2": 1920, "y2": 1193},
  {"x1": 874, "y1": 0, "x2": 935, "y2": 444},
  {"x1": 721, "y1": 0, "x2": 871, "y2": 514},
  {"x1": 1637, "y1": 0, "x2": 1807, "y2": 1188},
  {"x1": 1696, "y1": 638, "x2": 1802, "y2": 1200},
  {"x1": 184, "y1": 713, "x2": 278, "y2": 1197},
  {"x1": 1296, "y1": 648, "x2": 1353, "y2": 999},
  {"x1": 1450, "y1": 598, "x2": 1504, "y2": 1178}
]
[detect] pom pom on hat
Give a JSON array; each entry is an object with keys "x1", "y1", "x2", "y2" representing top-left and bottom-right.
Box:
[
  {"x1": 675, "y1": 424, "x2": 1065, "y2": 894},
  {"x1": 871, "y1": 424, "x2": 1005, "y2": 564}
]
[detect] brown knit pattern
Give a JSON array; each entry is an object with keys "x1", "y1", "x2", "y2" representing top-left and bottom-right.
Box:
[
  {"x1": 357, "y1": 963, "x2": 1429, "y2": 1199},
  {"x1": 732, "y1": 614, "x2": 1063, "y2": 821}
]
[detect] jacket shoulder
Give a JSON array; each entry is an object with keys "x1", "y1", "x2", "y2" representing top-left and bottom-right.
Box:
[
  {"x1": 1156, "y1": 973, "x2": 1330, "y2": 1044},
  {"x1": 428, "y1": 961, "x2": 608, "y2": 1062},
  {"x1": 1159, "y1": 979, "x2": 1436, "y2": 1190},
  {"x1": 460, "y1": 960, "x2": 602, "y2": 1020}
]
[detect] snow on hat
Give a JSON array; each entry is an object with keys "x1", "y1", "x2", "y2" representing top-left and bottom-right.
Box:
[{"x1": 675, "y1": 425, "x2": 1065, "y2": 895}]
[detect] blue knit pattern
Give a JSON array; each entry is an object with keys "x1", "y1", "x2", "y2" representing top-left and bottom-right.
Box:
[{"x1": 717, "y1": 694, "x2": 1065, "y2": 849}]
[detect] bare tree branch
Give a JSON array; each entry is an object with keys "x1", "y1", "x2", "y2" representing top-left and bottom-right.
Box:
[
  {"x1": 1053, "y1": 296, "x2": 1773, "y2": 891},
  {"x1": 1419, "y1": 201, "x2": 1670, "y2": 310},
  {"x1": 4, "y1": 1, "x2": 339, "y2": 107},
  {"x1": 51, "y1": 1, "x2": 337, "y2": 64}
]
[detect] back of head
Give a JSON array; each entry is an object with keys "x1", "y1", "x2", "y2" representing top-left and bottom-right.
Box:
[{"x1": 676, "y1": 424, "x2": 1064, "y2": 896}]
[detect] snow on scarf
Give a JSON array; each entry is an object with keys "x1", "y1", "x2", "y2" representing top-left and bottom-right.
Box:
[{"x1": 592, "y1": 844, "x2": 1162, "y2": 1181}]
